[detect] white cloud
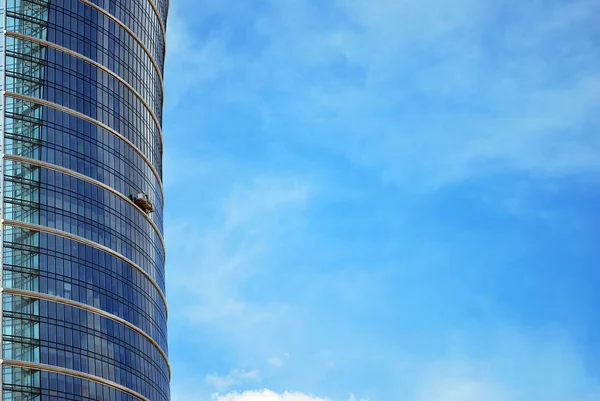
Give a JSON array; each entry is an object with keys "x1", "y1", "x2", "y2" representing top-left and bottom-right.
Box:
[
  {"x1": 224, "y1": 178, "x2": 309, "y2": 232},
  {"x1": 212, "y1": 390, "x2": 365, "y2": 401},
  {"x1": 206, "y1": 369, "x2": 260, "y2": 391},
  {"x1": 165, "y1": 1, "x2": 600, "y2": 400},
  {"x1": 347, "y1": 395, "x2": 369, "y2": 401},
  {"x1": 164, "y1": 7, "x2": 235, "y2": 111},
  {"x1": 165, "y1": 0, "x2": 600, "y2": 189},
  {"x1": 167, "y1": 175, "x2": 310, "y2": 325},
  {"x1": 267, "y1": 352, "x2": 290, "y2": 367},
  {"x1": 267, "y1": 357, "x2": 284, "y2": 367},
  {"x1": 405, "y1": 327, "x2": 600, "y2": 401},
  {"x1": 212, "y1": 390, "x2": 326, "y2": 401},
  {"x1": 415, "y1": 376, "x2": 511, "y2": 401},
  {"x1": 165, "y1": 172, "x2": 314, "y2": 373}
]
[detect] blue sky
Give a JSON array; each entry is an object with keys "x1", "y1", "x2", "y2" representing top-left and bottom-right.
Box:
[{"x1": 161, "y1": 0, "x2": 600, "y2": 400}]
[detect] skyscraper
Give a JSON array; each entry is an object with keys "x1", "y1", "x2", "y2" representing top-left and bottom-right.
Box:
[{"x1": 0, "y1": 0, "x2": 169, "y2": 400}]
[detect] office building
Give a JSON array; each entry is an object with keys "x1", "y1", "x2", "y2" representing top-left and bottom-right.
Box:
[{"x1": 0, "y1": 0, "x2": 170, "y2": 399}]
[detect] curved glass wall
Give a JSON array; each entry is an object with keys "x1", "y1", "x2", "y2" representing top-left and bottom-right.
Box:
[
  {"x1": 0, "y1": 0, "x2": 169, "y2": 399},
  {"x1": 4, "y1": 97, "x2": 165, "y2": 234},
  {"x1": 6, "y1": 0, "x2": 164, "y2": 119},
  {"x1": 4, "y1": 365, "x2": 147, "y2": 400}
]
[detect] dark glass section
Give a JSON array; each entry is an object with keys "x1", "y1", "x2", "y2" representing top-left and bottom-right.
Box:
[
  {"x1": 6, "y1": 0, "x2": 164, "y2": 119},
  {"x1": 1, "y1": 0, "x2": 169, "y2": 398},
  {"x1": 3, "y1": 160, "x2": 166, "y2": 293},
  {"x1": 4, "y1": 365, "x2": 143, "y2": 400},
  {"x1": 86, "y1": 0, "x2": 167, "y2": 75},
  {"x1": 3, "y1": 294, "x2": 169, "y2": 401},
  {"x1": 5, "y1": 36, "x2": 163, "y2": 177},
  {"x1": 3, "y1": 226, "x2": 168, "y2": 351},
  {"x1": 4, "y1": 97, "x2": 164, "y2": 233}
]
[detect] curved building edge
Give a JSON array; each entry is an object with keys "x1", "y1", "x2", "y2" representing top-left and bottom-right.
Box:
[
  {"x1": 0, "y1": 360, "x2": 150, "y2": 401},
  {"x1": 1, "y1": 287, "x2": 171, "y2": 376},
  {"x1": 1, "y1": 219, "x2": 169, "y2": 315}
]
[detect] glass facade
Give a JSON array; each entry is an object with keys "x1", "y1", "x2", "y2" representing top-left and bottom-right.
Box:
[{"x1": 0, "y1": 0, "x2": 169, "y2": 400}]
